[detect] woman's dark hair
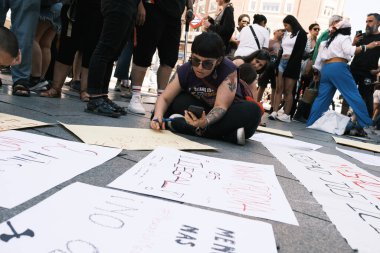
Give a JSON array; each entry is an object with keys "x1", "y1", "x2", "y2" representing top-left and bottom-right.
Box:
[
  {"x1": 308, "y1": 23, "x2": 319, "y2": 31},
  {"x1": 0, "y1": 26, "x2": 19, "y2": 58},
  {"x1": 239, "y1": 63, "x2": 257, "y2": 84},
  {"x1": 253, "y1": 14, "x2": 267, "y2": 25},
  {"x1": 192, "y1": 32, "x2": 225, "y2": 59},
  {"x1": 283, "y1": 15, "x2": 305, "y2": 36},
  {"x1": 236, "y1": 49, "x2": 270, "y2": 73},
  {"x1": 238, "y1": 14, "x2": 250, "y2": 23},
  {"x1": 326, "y1": 27, "x2": 351, "y2": 48}
]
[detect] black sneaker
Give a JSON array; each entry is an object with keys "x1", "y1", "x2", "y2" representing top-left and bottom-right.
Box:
[
  {"x1": 85, "y1": 97, "x2": 121, "y2": 118},
  {"x1": 167, "y1": 114, "x2": 196, "y2": 135},
  {"x1": 105, "y1": 97, "x2": 127, "y2": 115}
]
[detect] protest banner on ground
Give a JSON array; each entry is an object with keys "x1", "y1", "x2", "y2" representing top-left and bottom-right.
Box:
[
  {"x1": 0, "y1": 113, "x2": 49, "y2": 131},
  {"x1": 336, "y1": 147, "x2": 380, "y2": 166},
  {"x1": 61, "y1": 123, "x2": 215, "y2": 150},
  {"x1": 109, "y1": 147, "x2": 298, "y2": 225},
  {"x1": 263, "y1": 143, "x2": 380, "y2": 253},
  {"x1": 0, "y1": 131, "x2": 120, "y2": 208},
  {"x1": 0, "y1": 182, "x2": 277, "y2": 253}
]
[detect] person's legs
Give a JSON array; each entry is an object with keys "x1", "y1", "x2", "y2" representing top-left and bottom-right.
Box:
[
  {"x1": 270, "y1": 71, "x2": 284, "y2": 119},
  {"x1": 204, "y1": 101, "x2": 262, "y2": 142},
  {"x1": 333, "y1": 64, "x2": 373, "y2": 128},
  {"x1": 129, "y1": 3, "x2": 162, "y2": 113},
  {"x1": 9, "y1": 0, "x2": 40, "y2": 85},
  {"x1": 31, "y1": 21, "x2": 50, "y2": 79},
  {"x1": 86, "y1": 0, "x2": 137, "y2": 117},
  {"x1": 114, "y1": 40, "x2": 133, "y2": 82},
  {"x1": 277, "y1": 77, "x2": 296, "y2": 122},
  {"x1": 307, "y1": 65, "x2": 338, "y2": 127},
  {"x1": 358, "y1": 83, "x2": 374, "y2": 117},
  {"x1": 39, "y1": 26, "x2": 57, "y2": 78}
]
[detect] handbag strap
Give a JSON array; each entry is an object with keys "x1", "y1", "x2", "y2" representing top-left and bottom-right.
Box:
[{"x1": 249, "y1": 25, "x2": 261, "y2": 50}]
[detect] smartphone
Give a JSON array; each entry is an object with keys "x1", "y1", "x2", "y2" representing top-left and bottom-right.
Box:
[
  {"x1": 188, "y1": 105, "x2": 204, "y2": 118},
  {"x1": 356, "y1": 30, "x2": 362, "y2": 36}
]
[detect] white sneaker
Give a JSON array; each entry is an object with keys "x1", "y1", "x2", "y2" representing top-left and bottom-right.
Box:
[
  {"x1": 236, "y1": 127, "x2": 245, "y2": 145},
  {"x1": 277, "y1": 113, "x2": 291, "y2": 123},
  {"x1": 127, "y1": 95, "x2": 145, "y2": 114},
  {"x1": 268, "y1": 111, "x2": 277, "y2": 120},
  {"x1": 167, "y1": 114, "x2": 185, "y2": 132}
]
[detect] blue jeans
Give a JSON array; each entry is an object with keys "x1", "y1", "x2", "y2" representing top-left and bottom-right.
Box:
[
  {"x1": 114, "y1": 40, "x2": 133, "y2": 80},
  {"x1": 278, "y1": 59, "x2": 289, "y2": 73},
  {"x1": 307, "y1": 62, "x2": 373, "y2": 128},
  {"x1": 0, "y1": 0, "x2": 40, "y2": 83}
]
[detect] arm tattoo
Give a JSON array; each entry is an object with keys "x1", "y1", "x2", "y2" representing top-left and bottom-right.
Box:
[
  {"x1": 224, "y1": 76, "x2": 237, "y2": 92},
  {"x1": 205, "y1": 107, "x2": 227, "y2": 126}
]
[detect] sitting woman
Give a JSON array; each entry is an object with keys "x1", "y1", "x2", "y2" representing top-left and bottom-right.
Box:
[{"x1": 150, "y1": 32, "x2": 262, "y2": 145}]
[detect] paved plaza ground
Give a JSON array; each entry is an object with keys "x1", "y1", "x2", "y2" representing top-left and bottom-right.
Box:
[{"x1": 0, "y1": 73, "x2": 379, "y2": 253}]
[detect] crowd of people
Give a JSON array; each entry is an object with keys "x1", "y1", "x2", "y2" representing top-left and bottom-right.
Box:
[{"x1": 1, "y1": 0, "x2": 380, "y2": 145}]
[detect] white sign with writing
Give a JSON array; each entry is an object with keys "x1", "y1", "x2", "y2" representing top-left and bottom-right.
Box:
[
  {"x1": 263, "y1": 143, "x2": 380, "y2": 253},
  {"x1": 250, "y1": 133, "x2": 322, "y2": 151},
  {"x1": 0, "y1": 183, "x2": 277, "y2": 253},
  {"x1": 0, "y1": 130, "x2": 121, "y2": 208},
  {"x1": 109, "y1": 147, "x2": 298, "y2": 225}
]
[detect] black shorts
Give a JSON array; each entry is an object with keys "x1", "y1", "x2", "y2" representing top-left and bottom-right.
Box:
[
  {"x1": 56, "y1": 2, "x2": 102, "y2": 68},
  {"x1": 133, "y1": 3, "x2": 181, "y2": 68}
]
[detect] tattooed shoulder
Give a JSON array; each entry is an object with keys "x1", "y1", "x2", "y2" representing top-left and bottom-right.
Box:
[{"x1": 224, "y1": 75, "x2": 237, "y2": 92}]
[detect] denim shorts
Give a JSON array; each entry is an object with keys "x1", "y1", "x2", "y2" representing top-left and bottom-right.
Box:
[
  {"x1": 278, "y1": 58, "x2": 289, "y2": 73},
  {"x1": 39, "y1": 3, "x2": 63, "y2": 33}
]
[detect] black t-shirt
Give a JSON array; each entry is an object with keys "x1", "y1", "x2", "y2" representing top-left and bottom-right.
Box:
[
  {"x1": 156, "y1": 0, "x2": 186, "y2": 19},
  {"x1": 350, "y1": 33, "x2": 380, "y2": 78}
]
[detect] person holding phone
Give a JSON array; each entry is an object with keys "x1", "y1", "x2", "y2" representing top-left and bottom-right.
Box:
[{"x1": 150, "y1": 32, "x2": 262, "y2": 145}]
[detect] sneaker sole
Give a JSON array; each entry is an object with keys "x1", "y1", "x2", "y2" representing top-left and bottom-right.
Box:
[{"x1": 29, "y1": 81, "x2": 49, "y2": 91}]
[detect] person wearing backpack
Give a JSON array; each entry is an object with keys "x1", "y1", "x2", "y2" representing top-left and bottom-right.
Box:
[{"x1": 150, "y1": 32, "x2": 262, "y2": 145}]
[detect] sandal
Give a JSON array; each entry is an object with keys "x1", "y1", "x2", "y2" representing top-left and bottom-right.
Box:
[
  {"x1": 80, "y1": 91, "x2": 90, "y2": 102},
  {"x1": 40, "y1": 87, "x2": 61, "y2": 98},
  {"x1": 12, "y1": 81, "x2": 30, "y2": 97}
]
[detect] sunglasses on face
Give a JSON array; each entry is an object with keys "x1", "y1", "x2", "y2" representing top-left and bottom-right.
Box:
[
  {"x1": 190, "y1": 56, "x2": 217, "y2": 70},
  {"x1": 313, "y1": 28, "x2": 320, "y2": 31},
  {"x1": 241, "y1": 20, "x2": 250, "y2": 23}
]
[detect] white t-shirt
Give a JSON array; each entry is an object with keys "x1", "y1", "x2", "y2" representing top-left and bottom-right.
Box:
[
  {"x1": 281, "y1": 31, "x2": 298, "y2": 55},
  {"x1": 313, "y1": 34, "x2": 356, "y2": 71},
  {"x1": 234, "y1": 24, "x2": 269, "y2": 57}
]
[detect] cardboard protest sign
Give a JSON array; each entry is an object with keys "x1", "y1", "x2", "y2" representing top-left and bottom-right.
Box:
[
  {"x1": 109, "y1": 147, "x2": 298, "y2": 225},
  {"x1": 0, "y1": 131, "x2": 120, "y2": 208},
  {"x1": 0, "y1": 183, "x2": 277, "y2": 253},
  {"x1": 0, "y1": 113, "x2": 50, "y2": 131}
]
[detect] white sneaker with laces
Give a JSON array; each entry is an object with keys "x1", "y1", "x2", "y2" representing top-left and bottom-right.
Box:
[
  {"x1": 277, "y1": 113, "x2": 291, "y2": 123},
  {"x1": 127, "y1": 95, "x2": 145, "y2": 114},
  {"x1": 167, "y1": 114, "x2": 185, "y2": 131},
  {"x1": 268, "y1": 111, "x2": 277, "y2": 120}
]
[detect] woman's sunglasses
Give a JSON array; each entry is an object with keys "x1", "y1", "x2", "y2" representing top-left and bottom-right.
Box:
[
  {"x1": 190, "y1": 56, "x2": 217, "y2": 70},
  {"x1": 313, "y1": 28, "x2": 320, "y2": 31}
]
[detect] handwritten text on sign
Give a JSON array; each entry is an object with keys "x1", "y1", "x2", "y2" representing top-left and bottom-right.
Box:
[
  {"x1": 0, "y1": 113, "x2": 49, "y2": 132},
  {"x1": 264, "y1": 143, "x2": 380, "y2": 253},
  {"x1": 0, "y1": 183, "x2": 277, "y2": 253},
  {"x1": 0, "y1": 130, "x2": 120, "y2": 208},
  {"x1": 109, "y1": 147, "x2": 298, "y2": 225}
]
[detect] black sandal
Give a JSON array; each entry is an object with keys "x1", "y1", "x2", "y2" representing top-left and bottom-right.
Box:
[{"x1": 12, "y1": 81, "x2": 31, "y2": 97}]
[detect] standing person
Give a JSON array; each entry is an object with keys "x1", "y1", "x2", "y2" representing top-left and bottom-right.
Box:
[
  {"x1": 234, "y1": 14, "x2": 269, "y2": 57},
  {"x1": 127, "y1": 0, "x2": 194, "y2": 115},
  {"x1": 0, "y1": 0, "x2": 41, "y2": 97},
  {"x1": 257, "y1": 27, "x2": 284, "y2": 105},
  {"x1": 150, "y1": 32, "x2": 262, "y2": 145},
  {"x1": 30, "y1": 0, "x2": 63, "y2": 91},
  {"x1": 85, "y1": 0, "x2": 139, "y2": 118},
  {"x1": 307, "y1": 20, "x2": 380, "y2": 135},
  {"x1": 203, "y1": 0, "x2": 235, "y2": 55},
  {"x1": 350, "y1": 13, "x2": 380, "y2": 117},
  {"x1": 269, "y1": 15, "x2": 307, "y2": 122},
  {"x1": 229, "y1": 14, "x2": 250, "y2": 58}
]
